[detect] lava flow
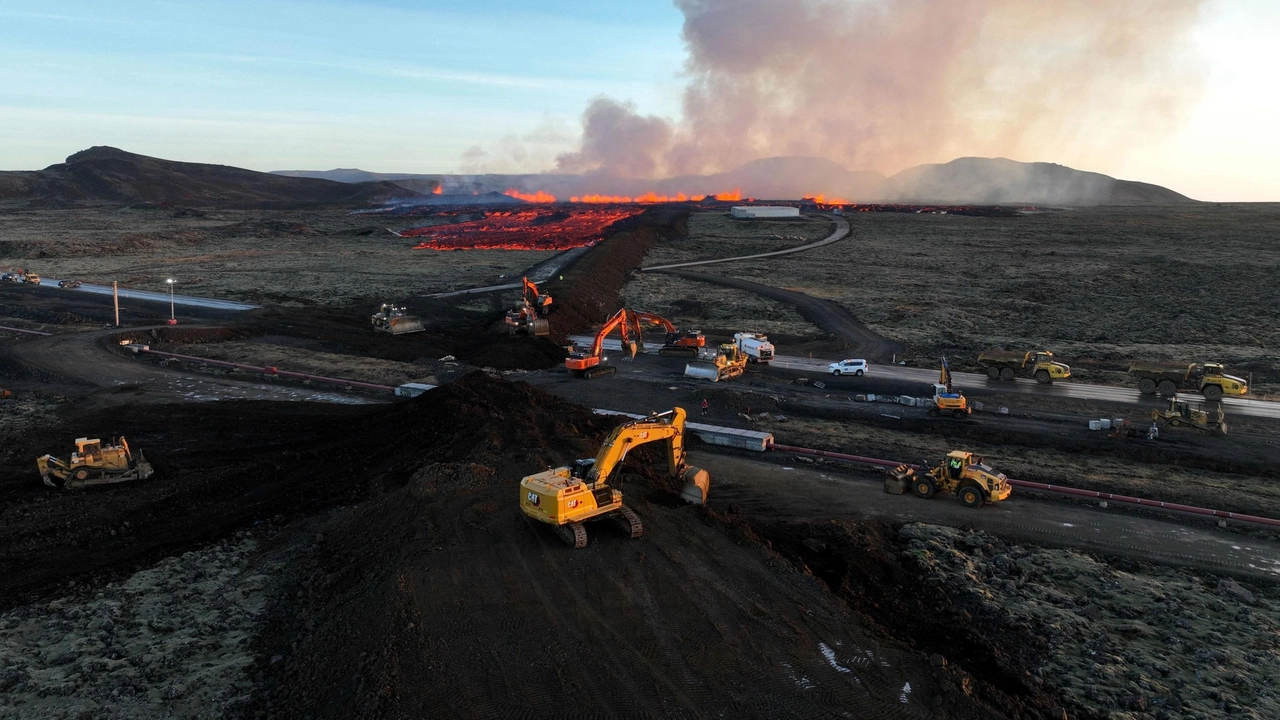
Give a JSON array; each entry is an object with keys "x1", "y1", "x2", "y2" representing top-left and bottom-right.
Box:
[
  {"x1": 568, "y1": 189, "x2": 743, "y2": 203},
  {"x1": 504, "y1": 189, "x2": 556, "y2": 203},
  {"x1": 404, "y1": 208, "x2": 642, "y2": 250}
]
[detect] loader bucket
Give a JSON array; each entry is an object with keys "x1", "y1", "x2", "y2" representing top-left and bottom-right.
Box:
[
  {"x1": 684, "y1": 362, "x2": 721, "y2": 381},
  {"x1": 680, "y1": 466, "x2": 710, "y2": 505},
  {"x1": 387, "y1": 316, "x2": 426, "y2": 335}
]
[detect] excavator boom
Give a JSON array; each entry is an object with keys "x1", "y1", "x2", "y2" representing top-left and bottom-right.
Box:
[
  {"x1": 565, "y1": 308, "x2": 640, "y2": 378},
  {"x1": 519, "y1": 407, "x2": 710, "y2": 548}
]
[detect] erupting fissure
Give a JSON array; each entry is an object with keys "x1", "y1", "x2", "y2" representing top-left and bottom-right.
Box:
[{"x1": 403, "y1": 208, "x2": 641, "y2": 250}]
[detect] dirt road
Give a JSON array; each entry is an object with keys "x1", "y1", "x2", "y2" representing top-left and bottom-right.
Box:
[
  {"x1": 646, "y1": 270, "x2": 905, "y2": 362},
  {"x1": 697, "y1": 453, "x2": 1280, "y2": 580},
  {"x1": 641, "y1": 213, "x2": 849, "y2": 271}
]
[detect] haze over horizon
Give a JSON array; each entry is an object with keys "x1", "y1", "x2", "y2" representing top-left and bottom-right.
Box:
[{"x1": 2, "y1": 0, "x2": 1278, "y2": 201}]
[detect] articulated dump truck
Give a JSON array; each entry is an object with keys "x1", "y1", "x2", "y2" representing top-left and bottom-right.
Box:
[
  {"x1": 977, "y1": 350, "x2": 1070, "y2": 384},
  {"x1": 1129, "y1": 361, "x2": 1247, "y2": 401}
]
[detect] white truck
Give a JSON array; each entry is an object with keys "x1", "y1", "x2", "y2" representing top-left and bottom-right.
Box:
[{"x1": 733, "y1": 333, "x2": 775, "y2": 364}]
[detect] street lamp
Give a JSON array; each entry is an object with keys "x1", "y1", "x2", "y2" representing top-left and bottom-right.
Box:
[{"x1": 166, "y1": 278, "x2": 177, "y2": 325}]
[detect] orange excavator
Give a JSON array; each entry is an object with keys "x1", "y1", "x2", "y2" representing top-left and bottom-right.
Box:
[
  {"x1": 565, "y1": 308, "x2": 642, "y2": 379},
  {"x1": 504, "y1": 277, "x2": 554, "y2": 336},
  {"x1": 522, "y1": 277, "x2": 552, "y2": 315},
  {"x1": 629, "y1": 311, "x2": 706, "y2": 357}
]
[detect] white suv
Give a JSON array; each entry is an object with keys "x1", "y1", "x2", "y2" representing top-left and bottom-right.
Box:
[{"x1": 828, "y1": 359, "x2": 867, "y2": 376}]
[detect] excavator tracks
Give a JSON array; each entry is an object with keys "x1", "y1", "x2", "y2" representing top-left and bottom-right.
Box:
[
  {"x1": 581, "y1": 366, "x2": 617, "y2": 380},
  {"x1": 556, "y1": 522, "x2": 588, "y2": 549},
  {"x1": 611, "y1": 505, "x2": 644, "y2": 539}
]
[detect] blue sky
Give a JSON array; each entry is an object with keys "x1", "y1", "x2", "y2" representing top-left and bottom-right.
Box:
[
  {"x1": 1, "y1": 0, "x2": 1278, "y2": 200},
  {"x1": 0, "y1": 1, "x2": 686, "y2": 172}
]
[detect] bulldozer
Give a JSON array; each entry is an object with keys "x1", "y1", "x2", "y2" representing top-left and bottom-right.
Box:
[
  {"x1": 930, "y1": 357, "x2": 971, "y2": 418},
  {"x1": 1151, "y1": 398, "x2": 1228, "y2": 435},
  {"x1": 37, "y1": 436, "x2": 154, "y2": 489},
  {"x1": 519, "y1": 408, "x2": 710, "y2": 548},
  {"x1": 885, "y1": 451, "x2": 1011, "y2": 508},
  {"x1": 371, "y1": 303, "x2": 425, "y2": 335},
  {"x1": 684, "y1": 344, "x2": 748, "y2": 382}
]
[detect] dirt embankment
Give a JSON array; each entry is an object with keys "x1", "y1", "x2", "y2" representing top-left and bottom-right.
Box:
[{"x1": 547, "y1": 207, "x2": 688, "y2": 343}]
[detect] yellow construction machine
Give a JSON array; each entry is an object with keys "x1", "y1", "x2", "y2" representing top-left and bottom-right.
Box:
[
  {"x1": 1151, "y1": 398, "x2": 1228, "y2": 435},
  {"x1": 978, "y1": 349, "x2": 1070, "y2": 384},
  {"x1": 885, "y1": 451, "x2": 1011, "y2": 507},
  {"x1": 371, "y1": 303, "x2": 425, "y2": 335},
  {"x1": 684, "y1": 343, "x2": 748, "y2": 382},
  {"x1": 37, "y1": 436, "x2": 154, "y2": 489},
  {"x1": 930, "y1": 357, "x2": 971, "y2": 418},
  {"x1": 519, "y1": 408, "x2": 710, "y2": 548}
]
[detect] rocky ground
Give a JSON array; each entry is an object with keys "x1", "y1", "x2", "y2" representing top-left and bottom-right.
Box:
[
  {"x1": 894, "y1": 523, "x2": 1280, "y2": 719},
  {"x1": 0, "y1": 533, "x2": 276, "y2": 719}
]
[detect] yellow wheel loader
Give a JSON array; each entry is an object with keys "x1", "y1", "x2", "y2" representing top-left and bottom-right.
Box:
[
  {"x1": 885, "y1": 451, "x2": 1011, "y2": 508},
  {"x1": 1151, "y1": 398, "x2": 1227, "y2": 435},
  {"x1": 684, "y1": 344, "x2": 748, "y2": 382},
  {"x1": 519, "y1": 408, "x2": 710, "y2": 548},
  {"x1": 37, "y1": 436, "x2": 154, "y2": 489}
]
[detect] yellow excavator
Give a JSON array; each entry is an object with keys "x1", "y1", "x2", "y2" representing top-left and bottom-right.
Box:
[
  {"x1": 37, "y1": 436, "x2": 154, "y2": 489},
  {"x1": 519, "y1": 408, "x2": 711, "y2": 548},
  {"x1": 930, "y1": 357, "x2": 971, "y2": 418}
]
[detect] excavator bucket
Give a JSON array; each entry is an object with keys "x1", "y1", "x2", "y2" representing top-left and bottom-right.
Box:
[
  {"x1": 679, "y1": 466, "x2": 710, "y2": 505},
  {"x1": 625, "y1": 339, "x2": 638, "y2": 359},
  {"x1": 530, "y1": 318, "x2": 550, "y2": 336},
  {"x1": 684, "y1": 362, "x2": 722, "y2": 381}
]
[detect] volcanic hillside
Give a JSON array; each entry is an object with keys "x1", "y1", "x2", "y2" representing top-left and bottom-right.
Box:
[
  {"x1": 0, "y1": 147, "x2": 422, "y2": 209},
  {"x1": 282, "y1": 155, "x2": 1197, "y2": 206}
]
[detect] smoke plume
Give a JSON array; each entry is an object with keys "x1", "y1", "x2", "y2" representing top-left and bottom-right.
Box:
[{"x1": 555, "y1": 0, "x2": 1205, "y2": 178}]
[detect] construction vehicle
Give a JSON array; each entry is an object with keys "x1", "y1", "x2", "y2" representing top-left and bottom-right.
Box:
[
  {"x1": 565, "y1": 308, "x2": 640, "y2": 379},
  {"x1": 884, "y1": 451, "x2": 1011, "y2": 508},
  {"x1": 37, "y1": 436, "x2": 154, "y2": 489},
  {"x1": 519, "y1": 408, "x2": 710, "y2": 548},
  {"x1": 22, "y1": 273, "x2": 40, "y2": 285},
  {"x1": 624, "y1": 311, "x2": 704, "y2": 357},
  {"x1": 504, "y1": 303, "x2": 550, "y2": 336},
  {"x1": 371, "y1": 303, "x2": 425, "y2": 335},
  {"x1": 930, "y1": 357, "x2": 971, "y2": 418},
  {"x1": 733, "y1": 332, "x2": 774, "y2": 364},
  {"x1": 978, "y1": 349, "x2": 1070, "y2": 384},
  {"x1": 684, "y1": 343, "x2": 748, "y2": 382},
  {"x1": 1151, "y1": 398, "x2": 1228, "y2": 435},
  {"x1": 1129, "y1": 361, "x2": 1247, "y2": 401},
  {"x1": 521, "y1": 276, "x2": 552, "y2": 315}
]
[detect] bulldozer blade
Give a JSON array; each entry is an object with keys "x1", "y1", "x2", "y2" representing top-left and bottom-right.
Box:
[
  {"x1": 679, "y1": 466, "x2": 710, "y2": 505},
  {"x1": 684, "y1": 362, "x2": 721, "y2": 381},
  {"x1": 387, "y1": 317, "x2": 426, "y2": 334}
]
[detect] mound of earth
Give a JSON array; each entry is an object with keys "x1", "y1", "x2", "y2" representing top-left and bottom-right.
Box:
[
  {"x1": 247, "y1": 374, "x2": 1009, "y2": 719},
  {"x1": 0, "y1": 147, "x2": 421, "y2": 209}
]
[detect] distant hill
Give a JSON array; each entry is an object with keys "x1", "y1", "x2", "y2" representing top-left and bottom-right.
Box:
[
  {"x1": 882, "y1": 157, "x2": 1195, "y2": 205},
  {"x1": 280, "y1": 156, "x2": 1194, "y2": 206},
  {"x1": 0, "y1": 147, "x2": 422, "y2": 208}
]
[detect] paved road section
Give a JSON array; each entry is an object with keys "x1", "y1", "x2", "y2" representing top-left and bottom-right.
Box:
[
  {"x1": 654, "y1": 269, "x2": 904, "y2": 362},
  {"x1": 568, "y1": 335, "x2": 1280, "y2": 420},
  {"x1": 427, "y1": 245, "x2": 592, "y2": 298},
  {"x1": 641, "y1": 214, "x2": 850, "y2": 271},
  {"x1": 34, "y1": 278, "x2": 260, "y2": 311},
  {"x1": 698, "y1": 452, "x2": 1280, "y2": 580}
]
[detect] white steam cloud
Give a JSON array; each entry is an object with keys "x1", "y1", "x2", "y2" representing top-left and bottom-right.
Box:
[{"x1": 554, "y1": 0, "x2": 1205, "y2": 179}]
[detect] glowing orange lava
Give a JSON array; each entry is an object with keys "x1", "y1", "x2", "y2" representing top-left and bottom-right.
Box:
[
  {"x1": 805, "y1": 194, "x2": 849, "y2": 205},
  {"x1": 404, "y1": 208, "x2": 642, "y2": 251},
  {"x1": 431, "y1": 183, "x2": 443, "y2": 195},
  {"x1": 564, "y1": 188, "x2": 744, "y2": 204},
  {"x1": 503, "y1": 188, "x2": 557, "y2": 203}
]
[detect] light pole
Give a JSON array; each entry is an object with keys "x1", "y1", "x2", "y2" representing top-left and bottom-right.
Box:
[{"x1": 166, "y1": 278, "x2": 177, "y2": 325}]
